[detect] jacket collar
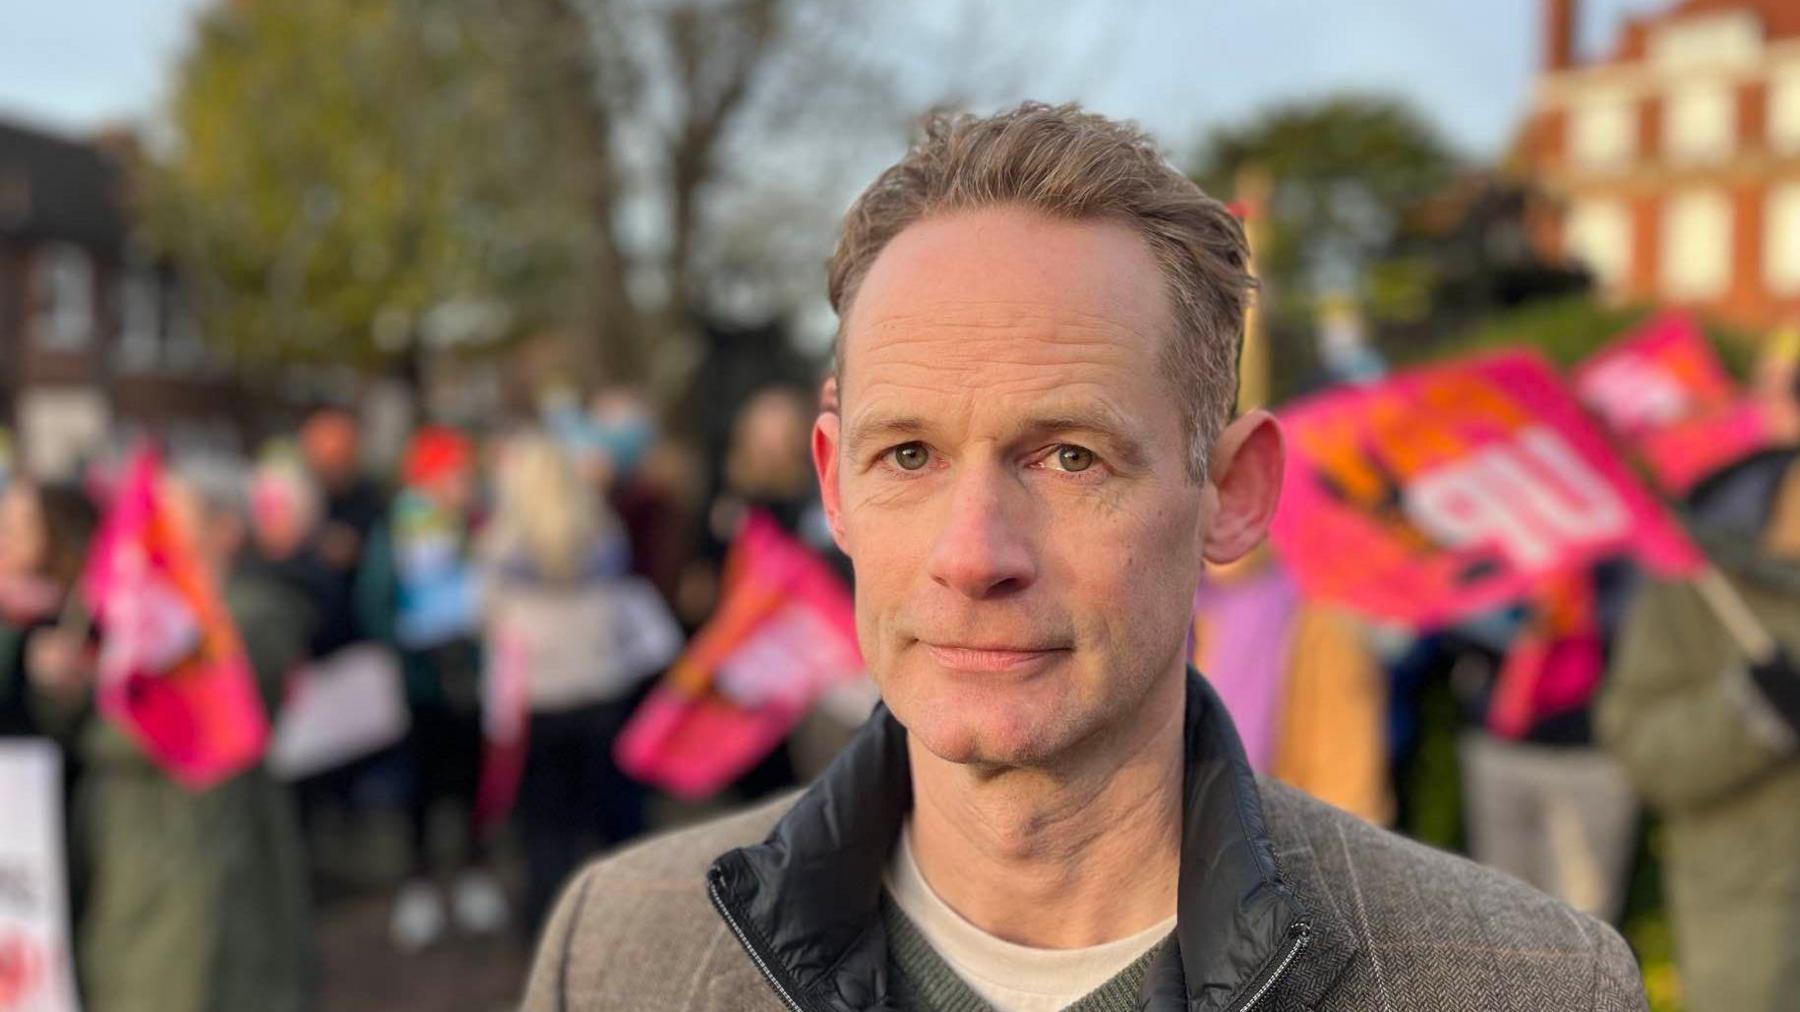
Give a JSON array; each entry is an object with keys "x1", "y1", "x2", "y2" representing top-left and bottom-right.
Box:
[{"x1": 707, "y1": 672, "x2": 1355, "y2": 1012}]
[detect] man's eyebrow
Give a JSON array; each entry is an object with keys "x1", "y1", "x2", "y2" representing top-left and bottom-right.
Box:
[
  {"x1": 844, "y1": 408, "x2": 1156, "y2": 468},
  {"x1": 1020, "y1": 410, "x2": 1152, "y2": 469},
  {"x1": 844, "y1": 414, "x2": 929, "y2": 456}
]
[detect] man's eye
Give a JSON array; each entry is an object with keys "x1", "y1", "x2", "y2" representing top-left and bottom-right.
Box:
[
  {"x1": 1050, "y1": 445, "x2": 1095, "y2": 473},
  {"x1": 889, "y1": 442, "x2": 931, "y2": 471}
]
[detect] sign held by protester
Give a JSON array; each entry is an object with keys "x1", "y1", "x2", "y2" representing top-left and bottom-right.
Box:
[
  {"x1": 269, "y1": 644, "x2": 409, "y2": 781},
  {"x1": 1271, "y1": 350, "x2": 1702, "y2": 627},
  {"x1": 617, "y1": 510, "x2": 862, "y2": 800},
  {"x1": 1573, "y1": 312, "x2": 1772, "y2": 494},
  {"x1": 82, "y1": 446, "x2": 269, "y2": 790},
  {"x1": 0, "y1": 741, "x2": 80, "y2": 1012}
]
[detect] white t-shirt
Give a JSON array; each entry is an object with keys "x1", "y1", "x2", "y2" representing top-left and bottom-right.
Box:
[{"x1": 883, "y1": 824, "x2": 1176, "y2": 1012}]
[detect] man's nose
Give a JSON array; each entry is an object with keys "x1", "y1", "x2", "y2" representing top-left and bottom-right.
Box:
[{"x1": 925, "y1": 462, "x2": 1036, "y2": 600}]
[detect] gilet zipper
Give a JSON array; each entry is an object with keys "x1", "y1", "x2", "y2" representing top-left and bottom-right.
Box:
[
  {"x1": 1233, "y1": 923, "x2": 1311, "y2": 1012},
  {"x1": 708, "y1": 865, "x2": 819, "y2": 1012}
]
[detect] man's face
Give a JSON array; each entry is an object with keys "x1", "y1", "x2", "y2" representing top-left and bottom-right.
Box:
[{"x1": 817, "y1": 207, "x2": 1227, "y2": 769}]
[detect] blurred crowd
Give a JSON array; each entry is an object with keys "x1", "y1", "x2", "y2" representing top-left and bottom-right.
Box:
[
  {"x1": 0, "y1": 382, "x2": 842, "y2": 1011},
  {"x1": 2, "y1": 359, "x2": 1798, "y2": 1012}
]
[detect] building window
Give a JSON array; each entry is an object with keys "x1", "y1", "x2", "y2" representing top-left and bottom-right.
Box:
[
  {"x1": 1767, "y1": 184, "x2": 1800, "y2": 294},
  {"x1": 1664, "y1": 80, "x2": 1735, "y2": 164},
  {"x1": 118, "y1": 270, "x2": 162, "y2": 370},
  {"x1": 1771, "y1": 64, "x2": 1800, "y2": 155},
  {"x1": 1566, "y1": 199, "x2": 1632, "y2": 290},
  {"x1": 1571, "y1": 88, "x2": 1637, "y2": 170},
  {"x1": 29, "y1": 243, "x2": 94, "y2": 349},
  {"x1": 1651, "y1": 13, "x2": 1761, "y2": 71},
  {"x1": 1660, "y1": 190, "x2": 1732, "y2": 299}
]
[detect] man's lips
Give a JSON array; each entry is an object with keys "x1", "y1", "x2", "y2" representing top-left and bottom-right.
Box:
[{"x1": 924, "y1": 643, "x2": 1070, "y2": 672}]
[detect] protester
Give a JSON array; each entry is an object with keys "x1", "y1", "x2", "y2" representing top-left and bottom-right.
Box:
[
  {"x1": 721, "y1": 385, "x2": 837, "y2": 559},
  {"x1": 25, "y1": 455, "x2": 314, "y2": 1012},
  {"x1": 478, "y1": 432, "x2": 646, "y2": 937},
  {"x1": 523, "y1": 103, "x2": 1645, "y2": 1010},
  {"x1": 684, "y1": 385, "x2": 837, "y2": 624},
  {"x1": 1458, "y1": 564, "x2": 1639, "y2": 924},
  {"x1": 0, "y1": 480, "x2": 97, "y2": 737},
  {"x1": 1266, "y1": 598, "x2": 1394, "y2": 826},
  {"x1": 299, "y1": 407, "x2": 390, "y2": 653},
  {"x1": 0, "y1": 477, "x2": 98, "y2": 960},
  {"x1": 1599, "y1": 446, "x2": 1800, "y2": 1011},
  {"x1": 679, "y1": 385, "x2": 845, "y2": 797},
  {"x1": 592, "y1": 387, "x2": 696, "y2": 611},
  {"x1": 384, "y1": 424, "x2": 508, "y2": 949},
  {"x1": 244, "y1": 453, "x2": 344, "y2": 656}
]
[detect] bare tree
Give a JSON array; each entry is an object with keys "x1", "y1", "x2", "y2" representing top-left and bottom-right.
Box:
[
  {"x1": 151, "y1": 0, "x2": 1088, "y2": 398},
  {"x1": 508, "y1": 0, "x2": 1085, "y2": 389}
]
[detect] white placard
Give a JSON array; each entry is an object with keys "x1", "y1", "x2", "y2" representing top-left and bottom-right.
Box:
[
  {"x1": 269, "y1": 643, "x2": 410, "y2": 781},
  {"x1": 609, "y1": 579, "x2": 683, "y2": 684},
  {"x1": 0, "y1": 739, "x2": 80, "y2": 1012}
]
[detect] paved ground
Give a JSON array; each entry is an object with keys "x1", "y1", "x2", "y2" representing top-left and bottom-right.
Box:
[
  {"x1": 318, "y1": 891, "x2": 531, "y2": 1012},
  {"x1": 307, "y1": 794, "x2": 730, "y2": 1011}
]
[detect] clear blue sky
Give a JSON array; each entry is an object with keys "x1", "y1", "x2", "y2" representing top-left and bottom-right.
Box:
[{"x1": 0, "y1": 0, "x2": 1669, "y2": 158}]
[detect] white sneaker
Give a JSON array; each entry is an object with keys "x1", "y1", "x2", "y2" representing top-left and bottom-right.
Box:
[
  {"x1": 390, "y1": 879, "x2": 447, "y2": 952},
  {"x1": 453, "y1": 869, "x2": 509, "y2": 935}
]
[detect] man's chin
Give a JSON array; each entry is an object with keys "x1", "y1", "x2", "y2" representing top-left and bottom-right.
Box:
[
  {"x1": 880, "y1": 658, "x2": 1086, "y2": 764},
  {"x1": 895, "y1": 695, "x2": 1073, "y2": 769}
]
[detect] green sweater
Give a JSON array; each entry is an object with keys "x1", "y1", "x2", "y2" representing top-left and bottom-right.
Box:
[{"x1": 883, "y1": 897, "x2": 1169, "y2": 1012}]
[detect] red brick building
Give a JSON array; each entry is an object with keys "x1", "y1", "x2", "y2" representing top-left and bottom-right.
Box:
[
  {"x1": 1518, "y1": 0, "x2": 1800, "y2": 330},
  {"x1": 0, "y1": 120, "x2": 289, "y2": 479}
]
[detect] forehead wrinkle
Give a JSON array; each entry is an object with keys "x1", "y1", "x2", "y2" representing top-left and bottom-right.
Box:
[
  {"x1": 861, "y1": 307, "x2": 1158, "y2": 351},
  {"x1": 852, "y1": 321, "x2": 1152, "y2": 383},
  {"x1": 864, "y1": 298, "x2": 1154, "y2": 330},
  {"x1": 852, "y1": 288, "x2": 1162, "y2": 349}
]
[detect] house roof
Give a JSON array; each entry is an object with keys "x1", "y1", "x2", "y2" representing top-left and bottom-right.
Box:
[
  {"x1": 0, "y1": 119, "x2": 125, "y2": 255},
  {"x1": 1599, "y1": 0, "x2": 1800, "y2": 66}
]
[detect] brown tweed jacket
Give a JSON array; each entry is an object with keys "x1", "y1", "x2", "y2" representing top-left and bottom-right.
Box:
[
  {"x1": 525, "y1": 679, "x2": 1646, "y2": 1012},
  {"x1": 526, "y1": 782, "x2": 1646, "y2": 1012}
]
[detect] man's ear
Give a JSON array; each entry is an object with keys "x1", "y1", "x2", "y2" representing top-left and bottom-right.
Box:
[
  {"x1": 813, "y1": 410, "x2": 849, "y2": 554},
  {"x1": 1202, "y1": 411, "x2": 1285, "y2": 565}
]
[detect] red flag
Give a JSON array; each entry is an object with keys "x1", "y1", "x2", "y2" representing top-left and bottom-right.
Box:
[
  {"x1": 1486, "y1": 573, "x2": 1604, "y2": 739},
  {"x1": 616, "y1": 509, "x2": 860, "y2": 799},
  {"x1": 1271, "y1": 351, "x2": 1703, "y2": 627},
  {"x1": 1573, "y1": 312, "x2": 1773, "y2": 494},
  {"x1": 81, "y1": 446, "x2": 269, "y2": 789},
  {"x1": 471, "y1": 624, "x2": 530, "y2": 833}
]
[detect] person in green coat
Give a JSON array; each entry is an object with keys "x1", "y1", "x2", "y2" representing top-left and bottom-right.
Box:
[
  {"x1": 1599, "y1": 449, "x2": 1800, "y2": 1012},
  {"x1": 25, "y1": 457, "x2": 317, "y2": 1012}
]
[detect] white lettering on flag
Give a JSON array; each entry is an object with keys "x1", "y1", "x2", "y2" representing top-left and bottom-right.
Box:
[{"x1": 1404, "y1": 425, "x2": 1629, "y2": 573}]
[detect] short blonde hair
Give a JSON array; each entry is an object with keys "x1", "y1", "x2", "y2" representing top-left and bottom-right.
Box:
[{"x1": 827, "y1": 102, "x2": 1253, "y2": 481}]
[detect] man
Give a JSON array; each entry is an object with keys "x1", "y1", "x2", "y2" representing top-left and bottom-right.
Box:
[
  {"x1": 1599, "y1": 445, "x2": 1800, "y2": 1011},
  {"x1": 524, "y1": 103, "x2": 1645, "y2": 1011}
]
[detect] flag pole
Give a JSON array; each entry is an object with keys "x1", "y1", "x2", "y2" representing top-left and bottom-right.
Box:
[
  {"x1": 1691, "y1": 564, "x2": 1776, "y2": 663},
  {"x1": 1233, "y1": 165, "x2": 1272, "y2": 413}
]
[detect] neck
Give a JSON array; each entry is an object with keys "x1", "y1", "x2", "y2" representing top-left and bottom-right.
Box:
[{"x1": 905, "y1": 667, "x2": 1186, "y2": 949}]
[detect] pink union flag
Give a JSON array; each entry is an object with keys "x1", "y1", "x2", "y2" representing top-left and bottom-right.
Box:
[
  {"x1": 1573, "y1": 311, "x2": 1772, "y2": 495},
  {"x1": 616, "y1": 509, "x2": 861, "y2": 799},
  {"x1": 82, "y1": 446, "x2": 269, "y2": 789},
  {"x1": 1270, "y1": 350, "x2": 1703, "y2": 628}
]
